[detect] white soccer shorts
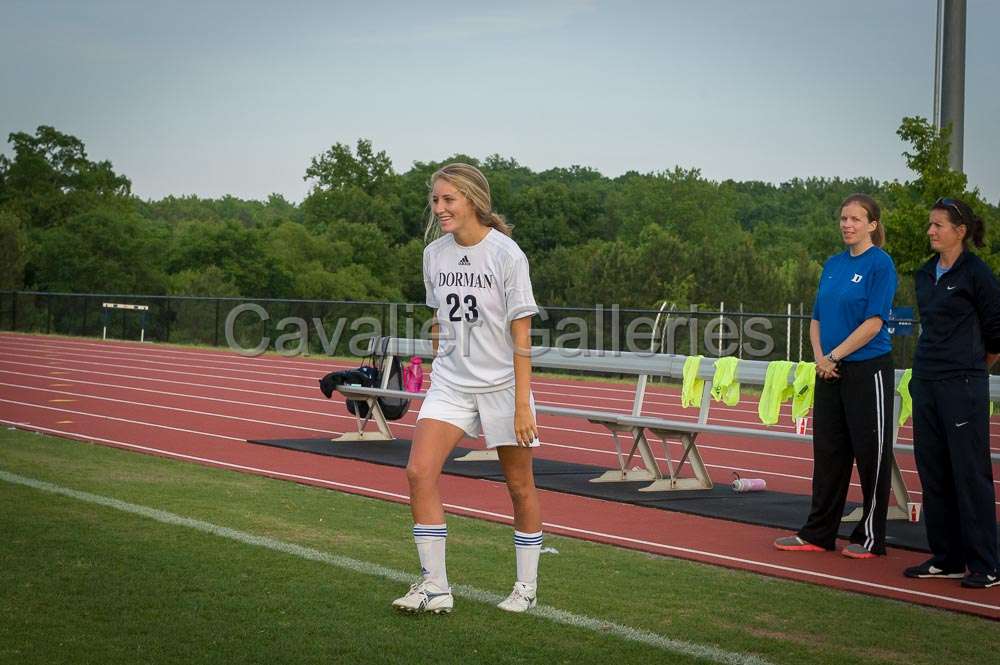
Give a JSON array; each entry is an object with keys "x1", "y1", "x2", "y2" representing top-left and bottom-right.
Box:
[{"x1": 417, "y1": 381, "x2": 540, "y2": 448}]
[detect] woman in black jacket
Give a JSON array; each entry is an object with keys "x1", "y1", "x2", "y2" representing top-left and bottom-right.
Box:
[{"x1": 905, "y1": 197, "x2": 1000, "y2": 589}]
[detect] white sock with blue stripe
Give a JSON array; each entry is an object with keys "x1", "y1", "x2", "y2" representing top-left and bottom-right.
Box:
[
  {"x1": 413, "y1": 523, "x2": 448, "y2": 590},
  {"x1": 514, "y1": 530, "x2": 543, "y2": 588}
]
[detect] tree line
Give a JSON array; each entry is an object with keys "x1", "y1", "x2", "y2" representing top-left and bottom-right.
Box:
[{"x1": 1, "y1": 119, "x2": 996, "y2": 313}]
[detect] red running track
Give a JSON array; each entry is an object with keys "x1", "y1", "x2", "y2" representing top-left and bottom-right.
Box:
[{"x1": 1, "y1": 332, "x2": 998, "y2": 619}]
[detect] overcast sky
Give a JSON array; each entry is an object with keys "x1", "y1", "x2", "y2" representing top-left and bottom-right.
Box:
[{"x1": 2, "y1": 0, "x2": 998, "y2": 204}]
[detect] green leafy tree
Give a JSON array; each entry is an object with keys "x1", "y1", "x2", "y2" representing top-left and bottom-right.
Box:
[
  {"x1": 301, "y1": 187, "x2": 403, "y2": 242},
  {"x1": 304, "y1": 138, "x2": 396, "y2": 197},
  {"x1": 394, "y1": 238, "x2": 426, "y2": 303},
  {"x1": 168, "y1": 219, "x2": 292, "y2": 297},
  {"x1": 0, "y1": 126, "x2": 132, "y2": 230},
  {"x1": 0, "y1": 208, "x2": 28, "y2": 289},
  {"x1": 32, "y1": 208, "x2": 167, "y2": 293},
  {"x1": 169, "y1": 265, "x2": 240, "y2": 297},
  {"x1": 883, "y1": 116, "x2": 999, "y2": 279},
  {"x1": 265, "y1": 221, "x2": 359, "y2": 299}
]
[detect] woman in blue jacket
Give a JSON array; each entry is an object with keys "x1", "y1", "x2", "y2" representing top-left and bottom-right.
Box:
[
  {"x1": 905, "y1": 197, "x2": 1000, "y2": 589},
  {"x1": 775, "y1": 193, "x2": 897, "y2": 559}
]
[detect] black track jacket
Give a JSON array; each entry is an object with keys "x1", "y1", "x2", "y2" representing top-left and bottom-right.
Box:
[{"x1": 913, "y1": 250, "x2": 1000, "y2": 379}]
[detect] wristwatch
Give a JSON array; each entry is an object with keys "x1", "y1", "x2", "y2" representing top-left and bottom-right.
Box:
[{"x1": 826, "y1": 352, "x2": 840, "y2": 363}]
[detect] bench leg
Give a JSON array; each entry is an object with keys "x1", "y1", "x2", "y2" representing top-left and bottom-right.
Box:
[
  {"x1": 638, "y1": 430, "x2": 713, "y2": 492},
  {"x1": 330, "y1": 400, "x2": 394, "y2": 442},
  {"x1": 590, "y1": 426, "x2": 660, "y2": 483}
]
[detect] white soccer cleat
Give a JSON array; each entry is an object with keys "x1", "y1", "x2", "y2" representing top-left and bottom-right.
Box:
[
  {"x1": 392, "y1": 580, "x2": 454, "y2": 614},
  {"x1": 497, "y1": 581, "x2": 537, "y2": 613}
]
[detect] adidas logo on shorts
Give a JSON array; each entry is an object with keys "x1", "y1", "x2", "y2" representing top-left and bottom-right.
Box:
[{"x1": 458, "y1": 256, "x2": 471, "y2": 266}]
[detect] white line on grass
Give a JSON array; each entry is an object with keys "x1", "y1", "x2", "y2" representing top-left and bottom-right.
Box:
[{"x1": 0, "y1": 468, "x2": 772, "y2": 665}]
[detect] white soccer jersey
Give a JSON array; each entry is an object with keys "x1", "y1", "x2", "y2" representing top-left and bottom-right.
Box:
[{"x1": 423, "y1": 229, "x2": 538, "y2": 392}]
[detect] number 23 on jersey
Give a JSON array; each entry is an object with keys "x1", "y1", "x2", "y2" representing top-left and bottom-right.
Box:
[{"x1": 446, "y1": 293, "x2": 479, "y2": 322}]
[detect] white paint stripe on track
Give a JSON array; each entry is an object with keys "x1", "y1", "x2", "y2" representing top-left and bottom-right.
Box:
[
  {"x1": 0, "y1": 346, "x2": 932, "y2": 446},
  {"x1": 5, "y1": 342, "x2": 999, "y2": 480},
  {"x1": 5, "y1": 353, "x2": 932, "y2": 451},
  {"x1": 0, "y1": 399, "x2": 246, "y2": 441},
  {"x1": 0, "y1": 369, "x2": 838, "y2": 468},
  {"x1": 6, "y1": 387, "x2": 987, "y2": 497},
  {"x1": 0, "y1": 353, "x2": 312, "y2": 390},
  {"x1": 8, "y1": 337, "x2": 1000, "y2": 446},
  {"x1": 1, "y1": 341, "x2": 328, "y2": 381},
  {"x1": 3, "y1": 337, "x2": 679, "y2": 399},
  {"x1": 0, "y1": 357, "x2": 920, "y2": 456},
  {"x1": 2, "y1": 420, "x2": 997, "y2": 615},
  {"x1": 2, "y1": 344, "x2": 676, "y2": 409},
  {"x1": 0, "y1": 359, "x2": 333, "y2": 402},
  {"x1": 0, "y1": 341, "x2": 811, "y2": 414},
  {"x1": 0, "y1": 393, "x2": 840, "y2": 489},
  {"x1": 0, "y1": 382, "x2": 336, "y2": 435},
  {"x1": 0, "y1": 466, "x2": 774, "y2": 665},
  {"x1": 0, "y1": 369, "x2": 350, "y2": 419}
]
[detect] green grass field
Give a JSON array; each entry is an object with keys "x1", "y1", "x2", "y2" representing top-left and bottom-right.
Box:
[{"x1": 1, "y1": 427, "x2": 997, "y2": 665}]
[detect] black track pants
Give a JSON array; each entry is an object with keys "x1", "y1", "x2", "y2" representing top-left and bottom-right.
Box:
[
  {"x1": 798, "y1": 354, "x2": 894, "y2": 554},
  {"x1": 911, "y1": 374, "x2": 999, "y2": 574}
]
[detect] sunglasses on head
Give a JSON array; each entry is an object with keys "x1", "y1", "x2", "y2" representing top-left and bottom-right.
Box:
[{"x1": 934, "y1": 197, "x2": 966, "y2": 222}]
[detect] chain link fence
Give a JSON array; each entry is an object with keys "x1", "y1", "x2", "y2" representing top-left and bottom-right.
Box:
[{"x1": 0, "y1": 291, "x2": 918, "y2": 367}]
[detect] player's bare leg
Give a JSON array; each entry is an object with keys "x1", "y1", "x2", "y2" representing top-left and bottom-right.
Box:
[
  {"x1": 497, "y1": 445, "x2": 542, "y2": 612},
  {"x1": 393, "y1": 418, "x2": 465, "y2": 613}
]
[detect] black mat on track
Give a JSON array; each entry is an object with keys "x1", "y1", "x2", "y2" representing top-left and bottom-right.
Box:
[{"x1": 248, "y1": 436, "x2": 935, "y2": 552}]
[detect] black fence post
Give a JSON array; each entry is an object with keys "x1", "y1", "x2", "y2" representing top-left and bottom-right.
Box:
[
  {"x1": 10, "y1": 292, "x2": 16, "y2": 331},
  {"x1": 214, "y1": 299, "x2": 221, "y2": 347},
  {"x1": 46, "y1": 296, "x2": 51, "y2": 334}
]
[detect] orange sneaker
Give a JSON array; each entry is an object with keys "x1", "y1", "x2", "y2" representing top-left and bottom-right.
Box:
[{"x1": 842, "y1": 544, "x2": 878, "y2": 559}]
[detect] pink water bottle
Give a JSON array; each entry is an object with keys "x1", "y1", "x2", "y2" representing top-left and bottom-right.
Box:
[{"x1": 403, "y1": 357, "x2": 424, "y2": 392}]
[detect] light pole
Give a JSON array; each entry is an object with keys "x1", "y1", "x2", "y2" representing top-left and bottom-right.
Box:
[{"x1": 933, "y1": 0, "x2": 967, "y2": 171}]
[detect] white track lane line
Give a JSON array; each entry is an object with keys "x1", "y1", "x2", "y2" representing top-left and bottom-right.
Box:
[
  {"x1": 0, "y1": 339, "x2": 815, "y2": 414},
  {"x1": 9, "y1": 341, "x2": 1000, "y2": 465},
  {"x1": 0, "y1": 358, "x2": 803, "y2": 436},
  {"x1": 0, "y1": 354, "x2": 907, "y2": 450},
  {"x1": 4, "y1": 336, "x2": 682, "y2": 398},
  {"x1": 0, "y1": 364, "x2": 957, "y2": 475},
  {"x1": 0, "y1": 467, "x2": 774, "y2": 665},
  {"x1": 6, "y1": 394, "x2": 995, "y2": 505},
  {"x1": 2, "y1": 343, "x2": 684, "y2": 410},
  {"x1": 0, "y1": 383, "x2": 336, "y2": 435},
  {"x1": 2, "y1": 336, "x2": 933, "y2": 428},
  {"x1": 8, "y1": 336, "x2": 1000, "y2": 442},
  {"x1": 0, "y1": 392, "x2": 861, "y2": 490},
  {"x1": 0, "y1": 340, "x2": 946, "y2": 449},
  {"x1": 0, "y1": 391, "x2": 817, "y2": 488},
  {"x1": 0, "y1": 339, "x2": 950, "y2": 435},
  {"x1": 0, "y1": 371, "x2": 350, "y2": 419},
  {"x1": 1, "y1": 419, "x2": 996, "y2": 615},
  {"x1": 4, "y1": 362, "x2": 983, "y2": 490}
]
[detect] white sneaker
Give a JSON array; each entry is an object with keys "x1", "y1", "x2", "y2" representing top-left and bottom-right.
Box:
[
  {"x1": 497, "y1": 581, "x2": 537, "y2": 613},
  {"x1": 392, "y1": 580, "x2": 454, "y2": 614}
]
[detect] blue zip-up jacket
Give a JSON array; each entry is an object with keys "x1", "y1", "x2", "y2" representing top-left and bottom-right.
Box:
[{"x1": 913, "y1": 250, "x2": 1000, "y2": 379}]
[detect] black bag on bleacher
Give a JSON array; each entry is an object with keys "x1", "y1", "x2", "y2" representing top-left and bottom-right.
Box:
[
  {"x1": 377, "y1": 355, "x2": 409, "y2": 421},
  {"x1": 317, "y1": 337, "x2": 410, "y2": 421}
]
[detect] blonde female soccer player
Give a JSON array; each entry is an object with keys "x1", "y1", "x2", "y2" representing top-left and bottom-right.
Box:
[{"x1": 392, "y1": 163, "x2": 542, "y2": 614}]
